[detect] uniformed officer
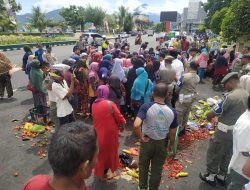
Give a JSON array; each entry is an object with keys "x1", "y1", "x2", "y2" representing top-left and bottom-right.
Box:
[
  {"x1": 200, "y1": 72, "x2": 249, "y2": 186},
  {"x1": 239, "y1": 54, "x2": 250, "y2": 77},
  {"x1": 101, "y1": 36, "x2": 109, "y2": 55}
]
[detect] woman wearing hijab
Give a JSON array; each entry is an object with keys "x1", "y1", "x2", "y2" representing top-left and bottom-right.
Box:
[
  {"x1": 92, "y1": 52, "x2": 102, "y2": 64},
  {"x1": 88, "y1": 62, "x2": 100, "y2": 115},
  {"x1": 131, "y1": 67, "x2": 154, "y2": 116},
  {"x1": 212, "y1": 48, "x2": 228, "y2": 87},
  {"x1": 30, "y1": 59, "x2": 47, "y2": 112},
  {"x1": 112, "y1": 58, "x2": 126, "y2": 82},
  {"x1": 92, "y1": 85, "x2": 126, "y2": 181},
  {"x1": 197, "y1": 48, "x2": 209, "y2": 83},
  {"x1": 99, "y1": 59, "x2": 112, "y2": 84},
  {"x1": 74, "y1": 59, "x2": 89, "y2": 116},
  {"x1": 102, "y1": 54, "x2": 112, "y2": 62},
  {"x1": 210, "y1": 41, "x2": 219, "y2": 57},
  {"x1": 108, "y1": 74, "x2": 126, "y2": 109},
  {"x1": 22, "y1": 46, "x2": 33, "y2": 75},
  {"x1": 125, "y1": 56, "x2": 145, "y2": 113},
  {"x1": 145, "y1": 60, "x2": 160, "y2": 82}
]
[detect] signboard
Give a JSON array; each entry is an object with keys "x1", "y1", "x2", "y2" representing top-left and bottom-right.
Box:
[{"x1": 160, "y1": 11, "x2": 177, "y2": 22}]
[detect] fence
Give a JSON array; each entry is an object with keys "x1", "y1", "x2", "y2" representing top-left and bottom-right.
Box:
[{"x1": 0, "y1": 40, "x2": 77, "y2": 51}]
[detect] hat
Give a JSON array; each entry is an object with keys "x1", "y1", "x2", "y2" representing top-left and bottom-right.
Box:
[
  {"x1": 164, "y1": 56, "x2": 174, "y2": 62},
  {"x1": 240, "y1": 54, "x2": 250, "y2": 59},
  {"x1": 221, "y1": 72, "x2": 239, "y2": 84},
  {"x1": 80, "y1": 52, "x2": 88, "y2": 57}
]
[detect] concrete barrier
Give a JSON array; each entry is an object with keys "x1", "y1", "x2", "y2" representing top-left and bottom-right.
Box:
[{"x1": 0, "y1": 40, "x2": 77, "y2": 51}]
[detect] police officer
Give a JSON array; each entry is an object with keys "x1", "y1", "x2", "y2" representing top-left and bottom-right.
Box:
[
  {"x1": 101, "y1": 36, "x2": 109, "y2": 55},
  {"x1": 200, "y1": 72, "x2": 249, "y2": 186},
  {"x1": 239, "y1": 54, "x2": 250, "y2": 77}
]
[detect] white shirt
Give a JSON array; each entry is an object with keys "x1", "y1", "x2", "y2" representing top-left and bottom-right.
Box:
[
  {"x1": 47, "y1": 90, "x2": 57, "y2": 102},
  {"x1": 172, "y1": 59, "x2": 184, "y2": 80},
  {"x1": 159, "y1": 60, "x2": 166, "y2": 70},
  {"x1": 240, "y1": 73, "x2": 250, "y2": 95},
  {"x1": 228, "y1": 110, "x2": 250, "y2": 180},
  {"x1": 52, "y1": 80, "x2": 73, "y2": 118}
]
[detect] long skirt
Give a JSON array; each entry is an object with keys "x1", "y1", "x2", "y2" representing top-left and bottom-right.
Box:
[{"x1": 32, "y1": 91, "x2": 47, "y2": 111}]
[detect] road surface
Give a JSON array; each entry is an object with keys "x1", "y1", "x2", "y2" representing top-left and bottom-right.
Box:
[{"x1": 0, "y1": 35, "x2": 228, "y2": 190}]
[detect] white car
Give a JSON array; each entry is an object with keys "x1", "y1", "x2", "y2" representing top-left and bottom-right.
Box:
[
  {"x1": 81, "y1": 32, "x2": 103, "y2": 46},
  {"x1": 118, "y1": 32, "x2": 129, "y2": 38},
  {"x1": 156, "y1": 32, "x2": 166, "y2": 41}
]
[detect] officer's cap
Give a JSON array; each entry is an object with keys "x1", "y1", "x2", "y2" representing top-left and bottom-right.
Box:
[{"x1": 221, "y1": 72, "x2": 239, "y2": 84}]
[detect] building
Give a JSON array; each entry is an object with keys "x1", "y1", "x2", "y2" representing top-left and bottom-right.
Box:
[
  {"x1": 170, "y1": 13, "x2": 181, "y2": 31},
  {"x1": 181, "y1": 0, "x2": 206, "y2": 32}
]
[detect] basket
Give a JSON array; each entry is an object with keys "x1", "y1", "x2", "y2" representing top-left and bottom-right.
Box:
[{"x1": 29, "y1": 106, "x2": 50, "y2": 124}]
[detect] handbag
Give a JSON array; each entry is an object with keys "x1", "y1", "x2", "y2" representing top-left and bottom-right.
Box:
[
  {"x1": 27, "y1": 80, "x2": 37, "y2": 92},
  {"x1": 107, "y1": 101, "x2": 124, "y2": 129}
]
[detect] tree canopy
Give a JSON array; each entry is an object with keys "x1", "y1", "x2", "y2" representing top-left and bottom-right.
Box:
[
  {"x1": 210, "y1": 7, "x2": 228, "y2": 35},
  {"x1": 221, "y1": 0, "x2": 250, "y2": 40},
  {"x1": 0, "y1": 0, "x2": 22, "y2": 32},
  {"x1": 203, "y1": 0, "x2": 231, "y2": 27},
  {"x1": 60, "y1": 6, "x2": 85, "y2": 32},
  {"x1": 84, "y1": 5, "x2": 106, "y2": 28},
  {"x1": 124, "y1": 13, "x2": 133, "y2": 33},
  {"x1": 29, "y1": 6, "x2": 46, "y2": 33}
]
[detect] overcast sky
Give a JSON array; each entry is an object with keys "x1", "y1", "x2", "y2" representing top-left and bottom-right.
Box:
[{"x1": 16, "y1": 0, "x2": 206, "y2": 15}]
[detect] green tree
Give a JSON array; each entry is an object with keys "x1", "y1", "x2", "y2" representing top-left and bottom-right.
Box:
[
  {"x1": 105, "y1": 14, "x2": 116, "y2": 30},
  {"x1": 221, "y1": 0, "x2": 250, "y2": 40},
  {"x1": 123, "y1": 13, "x2": 133, "y2": 33},
  {"x1": 154, "y1": 23, "x2": 164, "y2": 33},
  {"x1": 116, "y1": 6, "x2": 127, "y2": 31},
  {"x1": 29, "y1": 6, "x2": 46, "y2": 33},
  {"x1": 84, "y1": 5, "x2": 106, "y2": 28},
  {"x1": 210, "y1": 7, "x2": 228, "y2": 34},
  {"x1": 203, "y1": 0, "x2": 231, "y2": 27},
  {"x1": 60, "y1": 6, "x2": 85, "y2": 32},
  {"x1": 0, "y1": 0, "x2": 22, "y2": 32}
]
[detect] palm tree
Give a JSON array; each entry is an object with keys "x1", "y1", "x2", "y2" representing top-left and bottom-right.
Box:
[
  {"x1": 117, "y1": 6, "x2": 128, "y2": 31},
  {"x1": 30, "y1": 6, "x2": 46, "y2": 33}
]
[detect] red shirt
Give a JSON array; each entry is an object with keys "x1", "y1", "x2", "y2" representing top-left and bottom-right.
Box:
[{"x1": 22, "y1": 175, "x2": 90, "y2": 190}]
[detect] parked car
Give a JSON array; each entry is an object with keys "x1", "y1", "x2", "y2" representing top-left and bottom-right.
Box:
[
  {"x1": 156, "y1": 32, "x2": 166, "y2": 41},
  {"x1": 80, "y1": 32, "x2": 103, "y2": 46},
  {"x1": 147, "y1": 29, "x2": 154, "y2": 37},
  {"x1": 130, "y1": 30, "x2": 138, "y2": 36},
  {"x1": 118, "y1": 32, "x2": 129, "y2": 38}
]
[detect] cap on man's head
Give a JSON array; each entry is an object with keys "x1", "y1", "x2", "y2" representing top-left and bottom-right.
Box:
[
  {"x1": 241, "y1": 54, "x2": 250, "y2": 60},
  {"x1": 221, "y1": 72, "x2": 239, "y2": 84}
]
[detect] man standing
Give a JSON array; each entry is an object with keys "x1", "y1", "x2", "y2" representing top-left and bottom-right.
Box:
[
  {"x1": 181, "y1": 36, "x2": 190, "y2": 52},
  {"x1": 134, "y1": 83, "x2": 178, "y2": 190},
  {"x1": 158, "y1": 52, "x2": 166, "y2": 70},
  {"x1": 200, "y1": 72, "x2": 249, "y2": 186},
  {"x1": 176, "y1": 61, "x2": 200, "y2": 134},
  {"x1": 0, "y1": 52, "x2": 13, "y2": 99},
  {"x1": 42, "y1": 45, "x2": 58, "y2": 66},
  {"x1": 35, "y1": 43, "x2": 45, "y2": 66},
  {"x1": 101, "y1": 36, "x2": 109, "y2": 55},
  {"x1": 239, "y1": 54, "x2": 250, "y2": 77},
  {"x1": 170, "y1": 50, "x2": 184, "y2": 108},
  {"x1": 227, "y1": 96, "x2": 250, "y2": 190}
]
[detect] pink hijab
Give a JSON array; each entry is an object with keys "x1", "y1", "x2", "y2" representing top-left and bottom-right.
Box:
[
  {"x1": 88, "y1": 62, "x2": 99, "y2": 81},
  {"x1": 95, "y1": 85, "x2": 109, "y2": 102}
]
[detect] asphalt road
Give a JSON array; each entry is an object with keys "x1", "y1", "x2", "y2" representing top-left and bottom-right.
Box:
[{"x1": 0, "y1": 35, "x2": 228, "y2": 190}]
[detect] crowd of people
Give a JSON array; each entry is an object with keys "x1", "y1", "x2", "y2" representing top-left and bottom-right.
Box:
[{"x1": 0, "y1": 34, "x2": 250, "y2": 190}]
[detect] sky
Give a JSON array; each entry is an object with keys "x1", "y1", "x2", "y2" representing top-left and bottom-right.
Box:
[{"x1": 15, "y1": 0, "x2": 205, "y2": 15}]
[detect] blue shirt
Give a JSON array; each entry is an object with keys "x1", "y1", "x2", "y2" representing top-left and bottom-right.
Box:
[
  {"x1": 35, "y1": 49, "x2": 45, "y2": 65},
  {"x1": 137, "y1": 102, "x2": 178, "y2": 140}
]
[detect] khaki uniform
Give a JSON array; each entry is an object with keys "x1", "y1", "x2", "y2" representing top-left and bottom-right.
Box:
[
  {"x1": 157, "y1": 66, "x2": 176, "y2": 105},
  {"x1": 239, "y1": 63, "x2": 250, "y2": 77},
  {"x1": 206, "y1": 87, "x2": 248, "y2": 175},
  {"x1": 176, "y1": 72, "x2": 200, "y2": 130}
]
